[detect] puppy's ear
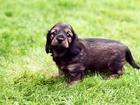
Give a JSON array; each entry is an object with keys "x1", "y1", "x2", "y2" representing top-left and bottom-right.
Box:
[
  {"x1": 69, "y1": 29, "x2": 81, "y2": 56},
  {"x1": 45, "y1": 30, "x2": 51, "y2": 54}
]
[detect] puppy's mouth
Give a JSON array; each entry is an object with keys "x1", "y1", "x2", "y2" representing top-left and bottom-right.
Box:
[
  {"x1": 51, "y1": 36, "x2": 69, "y2": 49},
  {"x1": 52, "y1": 45, "x2": 67, "y2": 49},
  {"x1": 51, "y1": 45, "x2": 68, "y2": 55},
  {"x1": 51, "y1": 41, "x2": 69, "y2": 49}
]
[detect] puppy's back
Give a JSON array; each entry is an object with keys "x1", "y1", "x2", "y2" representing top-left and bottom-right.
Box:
[
  {"x1": 82, "y1": 38, "x2": 127, "y2": 51},
  {"x1": 80, "y1": 38, "x2": 128, "y2": 69},
  {"x1": 83, "y1": 38, "x2": 121, "y2": 45}
]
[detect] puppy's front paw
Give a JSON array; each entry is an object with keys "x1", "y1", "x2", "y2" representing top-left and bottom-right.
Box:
[
  {"x1": 105, "y1": 74, "x2": 120, "y2": 80},
  {"x1": 66, "y1": 80, "x2": 82, "y2": 86},
  {"x1": 52, "y1": 74, "x2": 61, "y2": 78}
]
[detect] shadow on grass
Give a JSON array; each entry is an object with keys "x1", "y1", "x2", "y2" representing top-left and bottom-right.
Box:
[
  {"x1": 12, "y1": 69, "x2": 113, "y2": 91},
  {"x1": 43, "y1": 70, "x2": 112, "y2": 86},
  {"x1": 84, "y1": 69, "x2": 112, "y2": 79}
]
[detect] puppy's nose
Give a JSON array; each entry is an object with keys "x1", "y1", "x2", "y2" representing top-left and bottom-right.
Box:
[{"x1": 57, "y1": 36, "x2": 64, "y2": 43}]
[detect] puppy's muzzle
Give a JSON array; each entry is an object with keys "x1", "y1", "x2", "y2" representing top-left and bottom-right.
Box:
[
  {"x1": 57, "y1": 35, "x2": 65, "y2": 44},
  {"x1": 51, "y1": 34, "x2": 69, "y2": 48}
]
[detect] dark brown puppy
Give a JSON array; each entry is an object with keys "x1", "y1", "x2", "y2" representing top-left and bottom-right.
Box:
[{"x1": 45, "y1": 22, "x2": 140, "y2": 85}]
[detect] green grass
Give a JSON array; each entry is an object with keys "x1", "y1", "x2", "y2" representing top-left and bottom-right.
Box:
[{"x1": 0, "y1": 0, "x2": 140, "y2": 104}]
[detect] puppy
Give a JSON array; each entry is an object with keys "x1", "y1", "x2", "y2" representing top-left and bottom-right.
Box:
[{"x1": 45, "y1": 22, "x2": 140, "y2": 85}]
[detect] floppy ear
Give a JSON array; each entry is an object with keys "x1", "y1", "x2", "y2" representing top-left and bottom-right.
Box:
[
  {"x1": 69, "y1": 28, "x2": 81, "y2": 56},
  {"x1": 45, "y1": 30, "x2": 51, "y2": 54}
]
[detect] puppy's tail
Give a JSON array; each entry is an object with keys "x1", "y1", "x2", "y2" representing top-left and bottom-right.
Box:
[{"x1": 126, "y1": 48, "x2": 140, "y2": 69}]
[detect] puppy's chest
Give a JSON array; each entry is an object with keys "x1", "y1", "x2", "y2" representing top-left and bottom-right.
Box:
[
  {"x1": 57, "y1": 63, "x2": 80, "y2": 72},
  {"x1": 54, "y1": 57, "x2": 70, "y2": 66},
  {"x1": 54, "y1": 58, "x2": 78, "y2": 71},
  {"x1": 57, "y1": 61, "x2": 68, "y2": 67},
  {"x1": 57, "y1": 62, "x2": 75, "y2": 72}
]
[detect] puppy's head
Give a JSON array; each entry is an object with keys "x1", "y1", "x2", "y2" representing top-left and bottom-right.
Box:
[{"x1": 46, "y1": 22, "x2": 81, "y2": 56}]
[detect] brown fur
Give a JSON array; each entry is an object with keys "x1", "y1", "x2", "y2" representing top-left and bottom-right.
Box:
[{"x1": 46, "y1": 22, "x2": 140, "y2": 85}]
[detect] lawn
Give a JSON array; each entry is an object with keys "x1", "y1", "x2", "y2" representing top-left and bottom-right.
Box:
[{"x1": 0, "y1": 0, "x2": 140, "y2": 105}]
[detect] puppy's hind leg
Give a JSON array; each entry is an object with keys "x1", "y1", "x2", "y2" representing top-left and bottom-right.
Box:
[
  {"x1": 108, "y1": 67, "x2": 124, "y2": 79},
  {"x1": 108, "y1": 57, "x2": 125, "y2": 79}
]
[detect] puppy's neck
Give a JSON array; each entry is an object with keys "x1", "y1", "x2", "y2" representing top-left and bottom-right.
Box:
[{"x1": 52, "y1": 49, "x2": 67, "y2": 58}]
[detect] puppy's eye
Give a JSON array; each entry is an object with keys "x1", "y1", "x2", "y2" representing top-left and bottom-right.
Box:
[
  {"x1": 66, "y1": 32, "x2": 71, "y2": 37},
  {"x1": 52, "y1": 30, "x2": 57, "y2": 35}
]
